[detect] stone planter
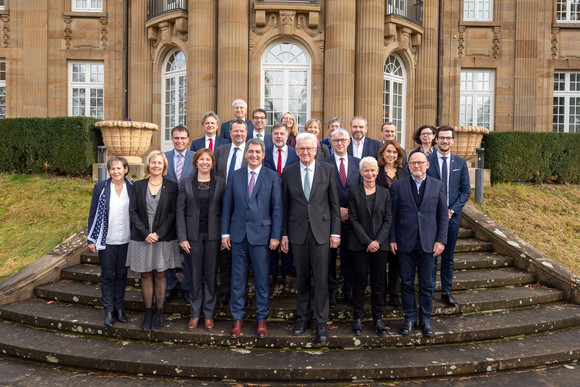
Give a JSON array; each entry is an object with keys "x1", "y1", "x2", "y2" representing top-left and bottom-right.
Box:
[
  {"x1": 452, "y1": 126, "x2": 489, "y2": 162},
  {"x1": 95, "y1": 120, "x2": 158, "y2": 164}
]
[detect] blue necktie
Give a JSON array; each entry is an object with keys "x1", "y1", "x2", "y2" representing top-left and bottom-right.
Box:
[{"x1": 227, "y1": 147, "x2": 239, "y2": 181}]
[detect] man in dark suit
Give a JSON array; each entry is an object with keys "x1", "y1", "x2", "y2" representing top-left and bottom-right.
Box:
[
  {"x1": 221, "y1": 138, "x2": 283, "y2": 338},
  {"x1": 219, "y1": 99, "x2": 254, "y2": 142},
  {"x1": 427, "y1": 126, "x2": 471, "y2": 308},
  {"x1": 390, "y1": 152, "x2": 448, "y2": 337},
  {"x1": 321, "y1": 128, "x2": 361, "y2": 308},
  {"x1": 347, "y1": 116, "x2": 382, "y2": 159},
  {"x1": 214, "y1": 119, "x2": 249, "y2": 308},
  {"x1": 381, "y1": 122, "x2": 408, "y2": 169},
  {"x1": 190, "y1": 111, "x2": 230, "y2": 153},
  {"x1": 263, "y1": 122, "x2": 299, "y2": 285},
  {"x1": 247, "y1": 108, "x2": 273, "y2": 148},
  {"x1": 281, "y1": 132, "x2": 341, "y2": 342},
  {"x1": 164, "y1": 125, "x2": 196, "y2": 303},
  {"x1": 321, "y1": 117, "x2": 341, "y2": 154}
]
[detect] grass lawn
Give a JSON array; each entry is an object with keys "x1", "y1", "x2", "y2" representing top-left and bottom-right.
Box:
[
  {"x1": 471, "y1": 183, "x2": 580, "y2": 275},
  {"x1": 0, "y1": 173, "x2": 95, "y2": 281}
]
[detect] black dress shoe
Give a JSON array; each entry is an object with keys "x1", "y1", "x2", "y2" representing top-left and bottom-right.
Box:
[
  {"x1": 104, "y1": 312, "x2": 114, "y2": 327},
  {"x1": 292, "y1": 319, "x2": 311, "y2": 336},
  {"x1": 441, "y1": 293, "x2": 458, "y2": 307},
  {"x1": 182, "y1": 290, "x2": 190, "y2": 303},
  {"x1": 217, "y1": 294, "x2": 229, "y2": 308},
  {"x1": 389, "y1": 293, "x2": 402, "y2": 308},
  {"x1": 374, "y1": 319, "x2": 387, "y2": 336},
  {"x1": 329, "y1": 293, "x2": 337, "y2": 309},
  {"x1": 113, "y1": 309, "x2": 127, "y2": 323},
  {"x1": 419, "y1": 321, "x2": 435, "y2": 337},
  {"x1": 353, "y1": 319, "x2": 363, "y2": 336},
  {"x1": 399, "y1": 320, "x2": 416, "y2": 335},
  {"x1": 316, "y1": 323, "x2": 328, "y2": 342}
]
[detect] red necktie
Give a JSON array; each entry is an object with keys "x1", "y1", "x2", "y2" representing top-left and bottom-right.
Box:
[
  {"x1": 277, "y1": 148, "x2": 283, "y2": 176},
  {"x1": 209, "y1": 138, "x2": 214, "y2": 152},
  {"x1": 339, "y1": 157, "x2": 347, "y2": 187}
]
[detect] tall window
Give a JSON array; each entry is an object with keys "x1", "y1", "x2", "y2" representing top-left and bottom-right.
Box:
[
  {"x1": 556, "y1": 0, "x2": 580, "y2": 22},
  {"x1": 553, "y1": 71, "x2": 580, "y2": 133},
  {"x1": 261, "y1": 42, "x2": 311, "y2": 133},
  {"x1": 463, "y1": 0, "x2": 493, "y2": 21},
  {"x1": 460, "y1": 69, "x2": 494, "y2": 130},
  {"x1": 72, "y1": 0, "x2": 103, "y2": 12},
  {"x1": 383, "y1": 54, "x2": 407, "y2": 146},
  {"x1": 68, "y1": 61, "x2": 104, "y2": 119},
  {"x1": 0, "y1": 59, "x2": 5, "y2": 119},
  {"x1": 162, "y1": 50, "x2": 187, "y2": 150}
]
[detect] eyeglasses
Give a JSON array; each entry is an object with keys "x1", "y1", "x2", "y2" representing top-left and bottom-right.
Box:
[
  {"x1": 253, "y1": 116, "x2": 266, "y2": 120},
  {"x1": 172, "y1": 137, "x2": 188, "y2": 141},
  {"x1": 332, "y1": 138, "x2": 349, "y2": 143},
  {"x1": 408, "y1": 161, "x2": 428, "y2": 166},
  {"x1": 421, "y1": 132, "x2": 433, "y2": 136},
  {"x1": 438, "y1": 136, "x2": 453, "y2": 141},
  {"x1": 296, "y1": 146, "x2": 317, "y2": 152}
]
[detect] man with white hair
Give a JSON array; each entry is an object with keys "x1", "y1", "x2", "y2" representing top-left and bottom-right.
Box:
[{"x1": 219, "y1": 99, "x2": 254, "y2": 142}]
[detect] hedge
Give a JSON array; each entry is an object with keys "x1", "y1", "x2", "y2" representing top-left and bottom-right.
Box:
[
  {"x1": 0, "y1": 116, "x2": 102, "y2": 176},
  {"x1": 482, "y1": 131, "x2": 580, "y2": 184}
]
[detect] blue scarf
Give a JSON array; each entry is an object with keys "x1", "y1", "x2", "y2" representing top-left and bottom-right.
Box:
[{"x1": 88, "y1": 184, "x2": 109, "y2": 250}]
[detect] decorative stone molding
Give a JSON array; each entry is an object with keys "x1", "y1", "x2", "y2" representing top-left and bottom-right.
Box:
[
  {"x1": 64, "y1": 15, "x2": 72, "y2": 49},
  {"x1": 253, "y1": 1, "x2": 321, "y2": 38},
  {"x1": 551, "y1": 27, "x2": 559, "y2": 59},
  {"x1": 296, "y1": 13, "x2": 321, "y2": 38},
  {"x1": 492, "y1": 26, "x2": 501, "y2": 59},
  {"x1": 384, "y1": 14, "x2": 423, "y2": 68},
  {"x1": 61, "y1": 12, "x2": 108, "y2": 50},
  {"x1": 398, "y1": 27, "x2": 411, "y2": 51},
  {"x1": 100, "y1": 16, "x2": 108, "y2": 50},
  {"x1": 279, "y1": 10, "x2": 295, "y2": 37},
  {"x1": 145, "y1": 10, "x2": 188, "y2": 60},
  {"x1": 458, "y1": 25, "x2": 466, "y2": 58},
  {"x1": 1, "y1": 13, "x2": 9, "y2": 48}
]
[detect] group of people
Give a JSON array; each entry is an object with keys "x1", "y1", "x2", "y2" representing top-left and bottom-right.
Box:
[{"x1": 87, "y1": 98, "x2": 471, "y2": 341}]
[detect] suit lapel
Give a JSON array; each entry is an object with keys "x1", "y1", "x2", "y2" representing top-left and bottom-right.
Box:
[
  {"x1": 359, "y1": 185, "x2": 372, "y2": 217},
  {"x1": 403, "y1": 176, "x2": 419, "y2": 211}
]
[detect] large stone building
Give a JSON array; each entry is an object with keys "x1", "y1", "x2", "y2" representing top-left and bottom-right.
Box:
[{"x1": 0, "y1": 0, "x2": 578, "y2": 152}]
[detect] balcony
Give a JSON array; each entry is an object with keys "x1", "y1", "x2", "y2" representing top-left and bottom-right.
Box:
[
  {"x1": 147, "y1": 0, "x2": 187, "y2": 20},
  {"x1": 386, "y1": 0, "x2": 423, "y2": 27}
]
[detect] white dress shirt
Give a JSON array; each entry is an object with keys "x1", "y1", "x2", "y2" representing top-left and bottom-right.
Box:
[
  {"x1": 352, "y1": 137, "x2": 365, "y2": 159},
  {"x1": 300, "y1": 160, "x2": 315, "y2": 193},
  {"x1": 205, "y1": 135, "x2": 217, "y2": 150},
  {"x1": 436, "y1": 151, "x2": 451, "y2": 206},
  {"x1": 253, "y1": 130, "x2": 266, "y2": 140},
  {"x1": 333, "y1": 153, "x2": 348, "y2": 176},
  {"x1": 226, "y1": 142, "x2": 246, "y2": 179},
  {"x1": 273, "y1": 145, "x2": 289, "y2": 170}
]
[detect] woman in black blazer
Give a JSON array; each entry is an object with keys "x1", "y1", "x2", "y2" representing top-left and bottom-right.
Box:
[
  {"x1": 176, "y1": 149, "x2": 226, "y2": 331},
  {"x1": 347, "y1": 157, "x2": 392, "y2": 336},
  {"x1": 376, "y1": 139, "x2": 409, "y2": 308},
  {"x1": 126, "y1": 150, "x2": 180, "y2": 331}
]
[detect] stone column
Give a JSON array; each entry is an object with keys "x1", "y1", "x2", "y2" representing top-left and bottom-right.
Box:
[
  {"x1": 355, "y1": 0, "x2": 384, "y2": 140},
  {"x1": 23, "y1": 0, "x2": 48, "y2": 116},
  {"x1": 324, "y1": 0, "x2": 356, "y2": 132},
  {"x1": 188, "y1": 0, "x2": 217, "y2": 138},
  {"x1": 128, "y1": 0, "x2": 152, "y2": 123},
  {"x1": 217, "y1": 0, "x2": 249, "y2": 121}
]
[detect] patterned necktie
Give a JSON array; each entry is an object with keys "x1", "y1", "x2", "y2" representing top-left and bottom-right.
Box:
[
  {"x1": 208, "y1": 137, "x2": 213, "y2": 152},
  {"x1": 227, "y1": 147, "x2": 239, "y2": 181},
  {"x1": 303, "y1": 167, "x2": 311, "y2": 200},
  {"x1": 176, "y1": 153, "x2": 183, "y2": 182},
  {"x1": 339, "y1": 157, "x2": 347, "y2": 187},
  {"x1": 248, "y1": 171, "x2": 256, "y2": 198},
  {"x1": 277, "y1": 148, "x2": 282, "y2": 176}
]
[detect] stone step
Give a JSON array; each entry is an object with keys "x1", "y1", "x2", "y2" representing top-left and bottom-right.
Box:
[
  {"x1": 0, "y1": 320, "x2": 579, "y2": 382},
  {"x1": 33, "y1": 281, "x2": 561, "y2": 320},
  {"x1": 454, "y1": 238, "x2": 493, "y2": 253},
  {"x1": 1, "y1": 300, "x2": 579, "y2": 349}
]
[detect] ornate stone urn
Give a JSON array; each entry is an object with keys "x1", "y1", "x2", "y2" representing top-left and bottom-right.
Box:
[
  {"x1": 452, "y1": 126, "x2": 489, "y2": 162},
  {"x1": 95, "y1": 120, "x2": 158, "y2": 163}
]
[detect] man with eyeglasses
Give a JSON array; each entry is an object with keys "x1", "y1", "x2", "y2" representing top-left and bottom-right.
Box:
[
  {"x1": 321, "y1": 117, "x2": 342, "y2": 154},
  {"x1": 427, "y1": 126, "x2": 471, "y2": 308},
  {"x1": 248, "y1": 108, "x2": 273, "y2": 148},
  {"x1": 164, "y1": 125, "x2": 196, "y2": 303},
  {"x1": 281, "y1": 132, "x2": 341, "y2": 342},
  {"x1": 390, "y1": 152, "x2": 448, "y2": 337}
]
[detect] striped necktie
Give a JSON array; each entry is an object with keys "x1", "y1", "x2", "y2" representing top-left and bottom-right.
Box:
[{"x1": 176, "y1": 153, "x2": 183, "y2": 182}]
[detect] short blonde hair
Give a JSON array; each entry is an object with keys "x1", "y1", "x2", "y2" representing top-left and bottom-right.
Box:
[{"x1": 145, "y1": 150, "x2": 168, "y2": 175}]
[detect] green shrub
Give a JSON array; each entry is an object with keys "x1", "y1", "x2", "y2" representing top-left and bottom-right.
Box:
[
  {"x1": 482, "y1": 132, "x2": 580, "y2": 184},
  {"x1": 0, "y1": 116, "x2": 102, "y2": 176}
]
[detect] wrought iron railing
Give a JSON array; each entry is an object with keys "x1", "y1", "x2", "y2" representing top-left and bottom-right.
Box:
[
  {"x1": 147, "y1": 0, "x2": 188, "y2": 20},
  {"x1": 386, "y1": 0, "x2": 423, "y2": 26}
]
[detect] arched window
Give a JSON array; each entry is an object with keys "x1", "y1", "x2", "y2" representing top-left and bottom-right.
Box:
[
  {"x1": 261, "y1": 42, "x2": 311, "y2": 133},
  {"x1": 383, "y1": 54, "x2": 407, "y2": 146},
  {"x1": 162, "y1": 50, "x2": 187, "y2": 150}
]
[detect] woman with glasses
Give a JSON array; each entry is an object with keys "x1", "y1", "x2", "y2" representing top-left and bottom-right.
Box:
[{"x1": 409, "y1": 125, "x2": 437, "y2": 158}]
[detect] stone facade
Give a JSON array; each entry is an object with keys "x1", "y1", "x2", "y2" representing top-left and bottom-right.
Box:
[{"x1": 0, "y1": 0, "x2": 578, "y2": 153}]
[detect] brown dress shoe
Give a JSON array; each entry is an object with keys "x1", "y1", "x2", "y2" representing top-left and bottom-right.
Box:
[
  {"x1": 230, "y1": 320, "x2": 243, "y2": 338},
  {"x1": 257, "y1": 320, "x2": 268, "y2": 338},
  {"x1": 205, "y1": 318, "x2": 214, "y2": 331},
  {"x1": 187, "y1": 317, "x2": 198, "y2": 330}
]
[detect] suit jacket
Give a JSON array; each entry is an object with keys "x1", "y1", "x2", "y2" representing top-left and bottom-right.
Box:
[
  {"x1": 347, "y1": 184, "x2": 392, "y2": 251},
  {"x1": 376, "y1": 166, "x2": 410, "y2": 190},
  {"x1": 247, "y1": 131, "x2": 273, "y2": 148},
  {"x1": 164, "y1": 149, "x2": 196, "y2": 183},
  {"x1": 176, "y1": 173, "x2": 226, "y2": 242},
  {"x1": 214, "y1": 143, "x2": 248, "y2": 180},
  {"x1": 426, "y1": 152, "x2": 471, "y2": 216},
  {"x1": 389, "y1": 175, "x2": 448, "y2": 253},
  {"x1": 129, "y1": 178, "x2": 178, "y2": 242},
  {"x1": 263, "y1": 145, "x2": 299, "y2": 175},
  {"x1": 221, "y1": 167, "x2": 283, "y2": 245},
  {"x1": 314, "y1": 141, "x2": 330, "y2": 160},
  {"x1": 347, "y1": 137, "x2": 382, "y2": 159},
  {"x1": 219, "y1": 119, "x2": 254, "y2": 141},
  {"x1": 321, "y1": 138, "x2": 332, "y2": 154},
  {"x1": 321, "y1": 155, "x2": 361, "y2": 208},
  {"x1": 190, "y1": 136, "x2": 230, "y2": 153},
  {"x1": 282, "y1": 161, "x2": 341, "y2": 245}
]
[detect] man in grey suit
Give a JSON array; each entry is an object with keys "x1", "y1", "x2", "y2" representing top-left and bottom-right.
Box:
[
  {"x1": 164, "y1": 125, "x2": 196, "y2": 303},
  {"x1": 281, "y1": 132, "x2": 341, "y2": 342}
]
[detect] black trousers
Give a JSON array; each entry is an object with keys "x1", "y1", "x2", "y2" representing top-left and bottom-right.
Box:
[
  {"x1": 351, "y1": 249, "x2": 387, "y2": 321},
  {"x1": 186, "y1": 234, "x2": 219, "y2": 320},
  {"x1": 99, "y1": 243, "x2": 129, "y2": 313}
]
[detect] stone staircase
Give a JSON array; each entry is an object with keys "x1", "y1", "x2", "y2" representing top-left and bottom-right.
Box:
[{"x1": 1, "y1": 227, "x2": 580, "y2": 383}]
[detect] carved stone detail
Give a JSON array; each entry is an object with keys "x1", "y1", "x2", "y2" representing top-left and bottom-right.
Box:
[
  {"x1": 398, "y1": 27, "x2": 411, "y2": 50},
  {"x1": 1, "y1": 14, "x2": 9, "y2": 48},
  {"x1": 253, "y1": 13, "x2": 278, "y2": 36},
  {"x1": 296, "y1": 14, "x2": 321, "y2": 37},
  {"x1": 63, "y1": 15, "x2": 72, "y2": 49},
  {"x1": 100, "y1": 16, "x2": 108, "y2": 50},
  {"x1": 551, "y1": 27, "x2": 559, "y2": 60},
  {"x1": 252, "y1": 7, "x2": 320, "y2": 38},
  {"x1": 492, "y1": 26, "x2": 501, "y2": 59},
  {"x1": 458, "y1": 26, "x2": 466, "y2": 58},
  {"x1": 279, "y1": 10, "x2": 295, "y2": 37}
]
